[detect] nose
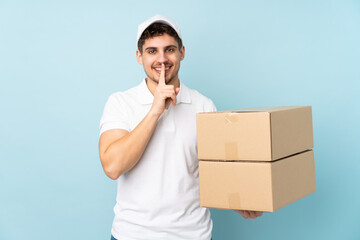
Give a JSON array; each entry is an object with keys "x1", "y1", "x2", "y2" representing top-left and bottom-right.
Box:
[{"x1": 157, "y1": 50, "x2": 168, "y2": 64}]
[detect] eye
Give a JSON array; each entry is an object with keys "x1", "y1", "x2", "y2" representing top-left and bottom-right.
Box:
[
  {"x1": 148, "y1": 49, "x2": 156, "y2": 54},
  {"x1": 166, "y1": 48, "x2": 175, "y2": 53}
]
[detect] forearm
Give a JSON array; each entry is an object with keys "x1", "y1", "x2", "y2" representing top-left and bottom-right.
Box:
[{"x1": 102, "y1": 110, "x2": 160, "y2": 179}]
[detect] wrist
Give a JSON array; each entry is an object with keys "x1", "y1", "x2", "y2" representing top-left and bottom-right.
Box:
[{"x1": 148, "y1": 108, "x2": 162, "y2": 119}]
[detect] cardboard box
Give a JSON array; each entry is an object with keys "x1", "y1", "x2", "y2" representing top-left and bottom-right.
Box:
[
  {"x1": 197, "y1": 106, "x2": 313, "y2": 161},
  {"x1": 199, "y1": 150, "x2": 316, "y2": 212}
]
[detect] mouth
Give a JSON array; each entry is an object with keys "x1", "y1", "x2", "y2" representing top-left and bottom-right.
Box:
[{"x1": 153, "y1": 65, "x2": 172, "y2": 75}]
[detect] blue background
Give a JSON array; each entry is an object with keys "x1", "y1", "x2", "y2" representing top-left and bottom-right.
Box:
[{"x1": 1, "y1": 0, "x2": 359, "y2": 239}]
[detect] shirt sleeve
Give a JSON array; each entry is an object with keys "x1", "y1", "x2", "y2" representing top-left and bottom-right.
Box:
[
  {"x1": 205, "y1": 99, "x2": 217, "y2": 112},
  {"x1": 209, "y1": 99, "x2": 217, "y2": 112},
  {"x1": 99, "y1": 93, "x2": 130, "y2": 135}
]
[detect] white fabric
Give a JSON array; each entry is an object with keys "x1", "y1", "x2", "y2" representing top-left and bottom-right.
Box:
[
  {"x1": 100, "y1": 79, "x2": 216, "y2": 240},
  {"x1": 137, "y1": 14, "x2": 182, "y2": 43}
]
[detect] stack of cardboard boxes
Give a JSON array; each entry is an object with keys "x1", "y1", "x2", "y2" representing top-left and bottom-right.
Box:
[{"x1": 196, "y1": 106, "x2": 316, "y2": 212}]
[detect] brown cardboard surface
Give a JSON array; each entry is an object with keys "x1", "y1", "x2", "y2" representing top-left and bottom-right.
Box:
[
  {"x1": 199, "y1": 150, "x2": 316, "y2": 212},
  {"x1": 197, "y1": 106, "x2": 313, "y2": 161}
]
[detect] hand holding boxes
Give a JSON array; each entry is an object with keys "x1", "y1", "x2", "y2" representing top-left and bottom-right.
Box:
[{"x1": 197, "y1": 106, "x2": 316, "y2": 212}]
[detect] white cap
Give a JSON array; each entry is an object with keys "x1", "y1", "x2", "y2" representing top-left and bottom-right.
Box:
[{"x1": 137, "y1": 14, "x2": 182, "y2": 43}]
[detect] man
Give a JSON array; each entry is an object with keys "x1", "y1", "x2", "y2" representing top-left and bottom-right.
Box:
[{"x1": 99, "y1": 14, "x2": 262, "y2": 240}]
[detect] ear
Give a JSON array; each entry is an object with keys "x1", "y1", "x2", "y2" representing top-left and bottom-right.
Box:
[
  {"x1": 136, "y1": 49, "x2": 143, "y2": 65},
  {"x1": 180, "y1": 46, "x2": 185, "y2": 61}
]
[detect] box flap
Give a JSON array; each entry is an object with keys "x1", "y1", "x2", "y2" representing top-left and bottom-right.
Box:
[
  {"x1": 228, "y1": 106, "x2": 311, "y2": 113},
  {"x1": 230, "y1": 106, "x2": 272, "y2": 112}
]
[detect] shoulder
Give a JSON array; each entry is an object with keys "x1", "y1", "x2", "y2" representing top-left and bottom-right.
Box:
[
  {"x1": 182, "y1": 83, "x2": 217, "y2": 112},
  {"x1": 110, "y1": 83, "x2": 140, "y2": 99},
  {"x1": 105, "y1": 82, "x2": 144, "y2": 106}
]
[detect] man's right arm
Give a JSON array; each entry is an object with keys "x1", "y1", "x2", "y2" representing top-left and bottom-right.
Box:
[
  {"x1": 99, "y1": 64, "x2": 179, "y2": 180},
  {"x1": 99, "y1": 110, "x2": 161, "y2": 180}
]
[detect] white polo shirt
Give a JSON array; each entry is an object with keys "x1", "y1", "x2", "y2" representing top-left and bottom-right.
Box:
[{"x1": 100, "y1": 79, "x2": 216, "y2": 240}]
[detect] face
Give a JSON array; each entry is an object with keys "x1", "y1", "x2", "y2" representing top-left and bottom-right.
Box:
[{"x1": 136, "y1": 33, "x2": 185, "y2": 85}]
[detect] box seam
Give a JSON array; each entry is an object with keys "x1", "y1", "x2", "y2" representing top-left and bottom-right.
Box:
[{"x1": 269, "y1": 112, "x2": 274, "y2": 160}]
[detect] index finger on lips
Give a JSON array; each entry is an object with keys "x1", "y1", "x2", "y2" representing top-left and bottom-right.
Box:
[{"x1": 159, "y1": 63, "x2": 166, "y2": 86}]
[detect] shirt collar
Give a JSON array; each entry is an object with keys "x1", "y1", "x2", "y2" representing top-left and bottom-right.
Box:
[
  {"x1": 138, "y1": 79, "x2": 154, "y2": 104},
  {"x1": 138, "y1": 79, "x2": 192, "y2": 105},
  {"x1": 177, "y1": 81, "x2": 191, "y2": 104}
]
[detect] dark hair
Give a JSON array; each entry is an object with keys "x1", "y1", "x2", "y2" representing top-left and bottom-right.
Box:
[{"x1": 137, "y1": 22, "x2": 183, "y2": 53}]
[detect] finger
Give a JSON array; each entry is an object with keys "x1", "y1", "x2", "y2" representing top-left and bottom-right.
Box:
[
  {"x1": 171, "y1": 93, "x2": 177, "y2": 106},
  {"x1": 247, "y1": 211, "x2": 255, "y2": 219},
  {"x1": 163, "y1": 92, "x2": 176, "y2": 107},
  {"x1": 235, "y1": 210, "x2": 243, "y2": 215},
  {"x1": 165, "y1": 98, "x2": 172, "y2": 109},
  {"x1": 160, "y1": 90, "x2": 176, "y2": 99},
  {"x1": 159, "y1": 63, "x2": 166, "y2": 86},
  {"x1": 242, "y1": 211, "x2": 250, "y2": 219},
  {"x1": 175, "y1": 87, "x2": 180, "y2": 95},
  {"x1": 249, "y1": 211, "x2": 257, "y2": 219},
  {"x1": 163, "y1": 85, "x2": 176, "y2": 91},
  {"x1": 255, "y1": 211, "x2": 263, "y2": 217}
]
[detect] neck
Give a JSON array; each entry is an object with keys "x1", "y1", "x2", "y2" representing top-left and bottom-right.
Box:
[{"x1": 146, "y1": 77, "x2": 180, "y2": 95}]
